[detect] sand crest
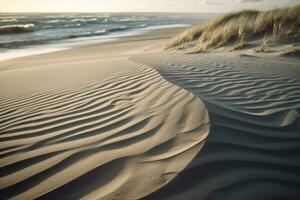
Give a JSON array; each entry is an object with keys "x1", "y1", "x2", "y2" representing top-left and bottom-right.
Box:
[
  {"x1": 135, "y1": 53, "x2": 300, "y2": 200},
  {"x1": 0, "y1": 56, "x2": 209, "y2": 199}
]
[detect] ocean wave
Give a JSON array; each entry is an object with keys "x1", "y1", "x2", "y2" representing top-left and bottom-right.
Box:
[
  {"x1": 0, "y1": 18, "x2": 18, "y2": 23},
  {"x1": 71, "y1": 18, "x2": 98, "y2": 23},
  {"x1": 102, "y1": 18, "x2": 109, "y2": 23},
  {"x1": 102, "y1": 17, "x2": 145, "y2": 23},
  {"x1": 63, "y1": 23, "x2": 81, "y2": 27},
  {"x1": 109, "y1": 26, "x2": 128, "y2": 32},
  {"x1": 69, "y1": 29, "x2": 108, "y2": 38},
  {"x1": 0, "y1": 24, "x2": 35, "y2": 34},
  {"x1": 46, "y1": 19, "x2": 66, "y2": 24},
  {"x1": 69, "y1": 32, "x2": 92, "y2": 38},
  {"x1": 94, "y1": 29, "x2": 107, "y2": 34},
  {"x1": 118, "y1": 17, "x2": 145, "y2": 22},
  {"x1": 68, "y1": 26, "x2": 128, "y2": 39},
  {"x1": 42, "y1": 25, "x2": 53, "y2": 29}
]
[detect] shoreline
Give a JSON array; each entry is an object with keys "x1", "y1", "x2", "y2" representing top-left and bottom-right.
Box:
[
  {"x1": 0, "y1": 25, "x2": 188, "y2": 63},
  {"x1": 0, "y1": 26, "x2": 185, "y2": 73}
]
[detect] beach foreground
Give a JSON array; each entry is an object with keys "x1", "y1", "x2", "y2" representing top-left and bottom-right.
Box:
[{"x1": 0, "y1": 27, "x2": 300, "y2": 199}]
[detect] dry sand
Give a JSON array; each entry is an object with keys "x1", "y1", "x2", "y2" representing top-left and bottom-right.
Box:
[
  {"x1": 139, "y1": 48, "x2": 300, "y2": 199},
  {"x1": 0, "y1": 28, "x2": 210, "y2": 200},
  {"x1": 0, "y1": 27, "x2": 300, "y2": 200}
]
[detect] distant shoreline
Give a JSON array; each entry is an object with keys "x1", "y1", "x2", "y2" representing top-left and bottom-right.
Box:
[
  {"x1": 0, "y1": 24, "x2": 188, "y2": 62},
  {"x1": 0, "y1": 26, "x2": 185, "y2": 70},
  {"x1": 0, "y1": 12, "x2": 216, "y2": 62}
]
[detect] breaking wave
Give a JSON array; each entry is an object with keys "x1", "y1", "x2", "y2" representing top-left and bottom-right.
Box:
[{"x1": 0, "y1": 24, "x2": 35, "y2": 34}]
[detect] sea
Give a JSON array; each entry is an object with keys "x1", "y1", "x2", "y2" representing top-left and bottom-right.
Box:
[{"x1": 0, "y1": 13, "x2": 215, "y2": 61}]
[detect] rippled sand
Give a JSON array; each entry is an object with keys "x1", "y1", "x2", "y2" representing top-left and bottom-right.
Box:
[
  {"x1": 0, "y1": 28, "x2": 210, "y2": 200},
  {"x1": 1, "y1": 27, "x2": 300, "y2": 200},
  {"x1": 138, "y1": 53, "x2": 300, "y2": 200}
]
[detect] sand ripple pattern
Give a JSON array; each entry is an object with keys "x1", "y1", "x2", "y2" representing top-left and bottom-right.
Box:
[
  {"x1": 0, "y1": 64, "x2": 209, "y2": 200},
  {"x1": 133, "y1": 55, "x2": 300, "y2": 200}
]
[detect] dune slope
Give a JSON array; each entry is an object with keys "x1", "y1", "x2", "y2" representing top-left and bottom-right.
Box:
[
  {"x1": 0, "y1": 62, "x2": 209, "y2": 199},
  {"x1": 134, "y1": 53, "x2": 300, "y2": 200}
]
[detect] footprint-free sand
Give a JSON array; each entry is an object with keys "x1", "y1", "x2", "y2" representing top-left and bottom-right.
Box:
[{"x1": 0, "y1": 27, "x2": 299, "y2": 200}]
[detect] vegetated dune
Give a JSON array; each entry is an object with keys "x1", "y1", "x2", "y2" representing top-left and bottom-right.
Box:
[
  {"x1": 133, "y1": 53, "x2": 300, "y2": 200},
  {"x1": 0, "y1": 62, "x2": 209, "y2": 199},
  {"x1": 1, "y1": 22, "x2": 299, "y2": 200},
  {"x1": 167, "y1": 4, "x2": 300, "y2": 52}
]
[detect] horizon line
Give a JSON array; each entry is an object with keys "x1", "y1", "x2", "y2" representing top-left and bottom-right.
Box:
[{"x1": 0, "y1": 11, "x2": 222, "y2": 14}]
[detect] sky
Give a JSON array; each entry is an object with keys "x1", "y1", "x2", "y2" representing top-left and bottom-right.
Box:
[{"x1": 0, "y1": 0, "x2": 299, "y2": 13}]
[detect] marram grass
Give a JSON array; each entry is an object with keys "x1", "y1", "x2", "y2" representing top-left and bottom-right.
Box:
[{"x1": 168, "y1": 4, "x2": 300, "y2": 51}]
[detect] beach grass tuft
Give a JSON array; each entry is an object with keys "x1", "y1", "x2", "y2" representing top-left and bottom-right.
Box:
[{"x1": 167, "y1": 4, "x2": 300, "y2": 51}]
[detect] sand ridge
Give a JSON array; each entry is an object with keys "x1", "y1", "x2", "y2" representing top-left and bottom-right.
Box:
[
  {"x1": 0, "y1": 60, "x2": 209, "y2": 199},
  {"x1": 135, "y1": 53, "x2": 300, "y2": 200}
]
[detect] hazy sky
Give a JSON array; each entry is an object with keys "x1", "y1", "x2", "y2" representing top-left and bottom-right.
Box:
[{"x1": 0, "y1": 0, "x2": 298, "y2": 13}]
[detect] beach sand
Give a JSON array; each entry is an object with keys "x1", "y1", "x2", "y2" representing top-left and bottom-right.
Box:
[{"x1": 0, "y1": 27, "x2": 300, "y2": 199}]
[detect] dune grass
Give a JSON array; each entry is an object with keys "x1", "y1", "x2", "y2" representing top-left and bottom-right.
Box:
[{"x1": 168, "y1": 4, "x2": 300, "y2": 51}]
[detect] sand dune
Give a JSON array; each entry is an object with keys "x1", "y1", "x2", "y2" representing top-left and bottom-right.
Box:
[
  {"x1": 1, "y1": 26, "x2": 300, "y2": 200},
  {"x1": 0, "y1": 59, "x2": 209, "y2": 199},
  {"x1": 167, "y1": 4, "x2": 300, "y2": 52},
  {"x1": 135, "y1": 53, "x2": 300, "y2": 200}
]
